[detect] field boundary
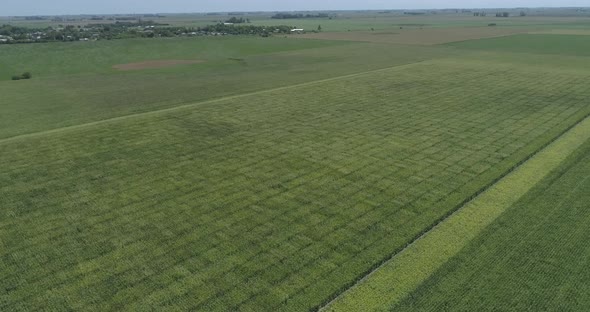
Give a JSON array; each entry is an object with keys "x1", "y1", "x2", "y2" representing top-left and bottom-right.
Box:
[
  {"x1": 320, "y1": 112, "x2": 590, "y2": 311},
  {"x1": 0, "y1": 60, "x2": 427, "y2": 146}
]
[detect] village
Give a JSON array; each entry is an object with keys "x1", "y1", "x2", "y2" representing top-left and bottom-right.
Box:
[{"x1": 0, "y1": 20, "x2": 306, "y2": 44}]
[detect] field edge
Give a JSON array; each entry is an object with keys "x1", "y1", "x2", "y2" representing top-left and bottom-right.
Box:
[{"x1": 320, "y1": 110, "x2": 590, "y2": 311}]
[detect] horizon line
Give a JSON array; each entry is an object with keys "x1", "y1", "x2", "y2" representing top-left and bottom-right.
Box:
[{"x1": 2, "y1": 6, "x2": 588, "y2": 18}]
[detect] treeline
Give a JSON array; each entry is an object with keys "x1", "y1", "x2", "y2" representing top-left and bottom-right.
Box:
[
  {"x1": 1, "y1": 21, "x2": 171, "y2": 43},
  {"x1": 494, "y1": 12, "x2": 527, "y2": 17},
  {"x1": 474, "y1": 11, "x2": 526, "y2": 17},
  {"x1": 0, "y1": 22, "x2": 299, "y2": 44},
  {"x1": 0, "y1": 25, "x2": 31, "y2": 38},
  {"x1": 25, "y1": 16, "x2": 48, "y2": 20},
  {"x1": 199, "y1": 24, "x2": 295, "y2": 36},
  {"x1": 225, "y1": 17, "x2": 250, "y2": 24},
  {"x1": 271, "y1": 13, "x2": 329, "y2": 19}
]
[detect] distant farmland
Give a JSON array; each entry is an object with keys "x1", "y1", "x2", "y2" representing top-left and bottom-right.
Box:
[{"x1": 2, "y1": 10, "x2": 590, "y2": 311}]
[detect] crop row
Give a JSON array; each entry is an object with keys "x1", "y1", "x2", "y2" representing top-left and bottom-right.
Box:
[{"x1": 2, "y1": 60, "x2": 590, "y2": 310}]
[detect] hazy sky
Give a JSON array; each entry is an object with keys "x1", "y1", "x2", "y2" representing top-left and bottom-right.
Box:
[{"x1": 3, "y1": 1, "x2": 588, "y2": 16}]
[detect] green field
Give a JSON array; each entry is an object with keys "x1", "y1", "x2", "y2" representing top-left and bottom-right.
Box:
[
  {"x1": 392, "y1": 137, "x2": 590, "y2": 311},
  {"x1": 324, "y1": 98, "x2": 590, "y2": 311},
  {"x1": 449, "y1": 33, "x2": 590, "y2": 56},
  {"x1": 2, "y1": 11, "x2": 590, "y2": 311},
  {"x1": 0, "y1": 37, "x2": 343, "y2": 78},
  {"x1": 0, "y1": 38, "x2": 450, "y2": 139}
]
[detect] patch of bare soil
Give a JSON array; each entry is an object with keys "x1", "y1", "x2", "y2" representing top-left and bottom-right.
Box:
[{"x1": 113, "y1": 59, "x2": 204, "y2": 71}]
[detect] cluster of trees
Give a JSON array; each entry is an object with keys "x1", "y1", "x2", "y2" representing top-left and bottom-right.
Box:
[
  {"x1": 225, "y1": 17, "x2": 250, "y2": 24},
  {"x1": 0, "y1": 25, "x2": 33, "y2": 40},
  {"x1": 1, "y1": 20, "x2": 300, "y2": 44},
  {"x1": 12, "y1": 72, "x2": 32, "y2": 80},
  {"x1": 1, "y1": 21, "x2": 172, "y2": 43},
  {"x1": 475, "y1": 11, "x2": 526, "y2": 17},
  {"x1": 271, "y1": 13, "x2": 329, "y2": 19},
  {"x1": 24, "y1": 16, "x2": 48, "y2": 20},
  {"x1": 199, "y1": 24, "x2": 295, "y2": 36}
]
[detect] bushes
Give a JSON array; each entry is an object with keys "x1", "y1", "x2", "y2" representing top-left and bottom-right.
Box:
[{"x1": 11, "y1": 72, "x2": 32, "y2": 80}]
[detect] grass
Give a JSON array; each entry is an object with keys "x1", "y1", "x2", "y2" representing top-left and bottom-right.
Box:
[
  {"x1": 250, "y1": 15, "x2": 590, "y2": 32},
  {"x1": 293, "y1": 27, "x2": 527, "y2": 45},
  {"x1": 0, "y1": 38, "x2": 450, "y2": 139},
  {"x1": 323, "y1": 106, "x2": 590, "y2": 312},
  {"x1": 2, "y1": 56, "x2": 590, "y2": 310},
  {"x1": 3, "y1": 14, "x2": 590, "y2": 311},
  {"x1": 0, "y1": 36, "x2": 345, "y2": 78},
  {"x1": 448, "y1": 34, "x2": 590, "y2": 56},
  {"x1": 392, "y1": 131, "x2": 590, "y2": 311}
]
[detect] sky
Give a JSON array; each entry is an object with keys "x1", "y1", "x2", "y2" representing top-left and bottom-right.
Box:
[{"x1": 3, "y1": 1, "x2": 588, "y2": 16}]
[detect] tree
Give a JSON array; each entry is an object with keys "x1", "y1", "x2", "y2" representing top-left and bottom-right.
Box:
[
  {"x1": 226, "y1": 17, "x2": 246, "y2": 24},
  {"x1": 317, "y1": 25, "x2": 322, "y2": 32},
  {"x1": 11, "y1": 72, "x2": 31, "y2": 80},
  {"x1": 520, "y1": 11, "x2": 527, "y2": 16}
]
